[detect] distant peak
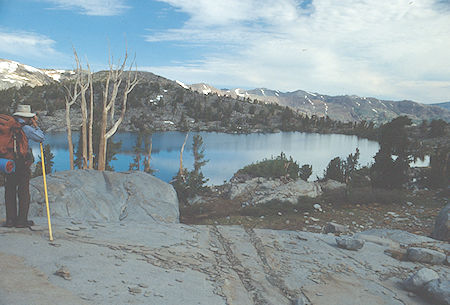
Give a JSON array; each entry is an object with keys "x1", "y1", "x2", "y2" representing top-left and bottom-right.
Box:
[{"x1": 0, "y1": 58, "x2": 74, "y2": 90}]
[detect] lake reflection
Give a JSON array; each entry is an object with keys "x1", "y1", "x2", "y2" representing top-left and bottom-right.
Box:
[{"x1": 30, "y1": 131, "x2": 380, "y2": 185}]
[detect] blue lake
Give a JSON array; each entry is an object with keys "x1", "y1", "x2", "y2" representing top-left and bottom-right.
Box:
[{"x1": 30, "y1": 131, "x2": 380, "y2": 185}]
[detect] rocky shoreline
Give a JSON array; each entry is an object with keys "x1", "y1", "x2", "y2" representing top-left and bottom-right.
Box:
[
  {"x1": 35, "y1": 107, "x2": 374, "y2": 136},
  {"x1": 37, "y1": 109, "x2": 282, "y2": 134}
]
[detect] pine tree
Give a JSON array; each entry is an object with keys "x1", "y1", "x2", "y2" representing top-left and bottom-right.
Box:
[
  {"x1": 344, "y1": 148, "x2": 360, "y2": 183},
  {"x1": 429, "y1": 146, "x2": 450, "y2": 188},
  {"x1": 324, "y1": 157, "x2": 345, "y2": 182},
  {"x1": 129, "y1": 133, "x2": 143, "y2": 171},
  {"x1": 171, "y1": 134, "x2": 209, "y2": 203},
  {"x1": 188, "y1": 134, "x2": 209, "y2": 189},
  {"x1": 371, "y1": 116, "x2": 412, "y2": 189},
  {"x1": 33, "y1": 144, "x2": 55, "y2": 177},
  {"x1": 299, "y1": 164, "x2": 312, "y2": 181},
  {"x1": 429, "y1": 119, "x2": 447, "y2": 137}
]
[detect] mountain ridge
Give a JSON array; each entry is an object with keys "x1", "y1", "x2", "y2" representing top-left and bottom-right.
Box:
[
  {"x1": 189, "y1": 83, "x2": 450, "y2": 123},
  {"x1": 1, "y1": 58, "x2": 449, "y2": 124},
  {"x1": 431, "y1": 101, "x2": 450, "y2": 111},
  {"x1": 0, "y1": 58, "x2": 75, "y2": 90}
]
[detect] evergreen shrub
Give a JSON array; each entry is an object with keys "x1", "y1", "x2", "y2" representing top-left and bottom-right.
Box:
[{"x1": 236, "y1": 152, "x2": 300, "y2": 179}]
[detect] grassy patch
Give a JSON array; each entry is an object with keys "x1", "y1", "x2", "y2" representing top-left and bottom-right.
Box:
[
  {"x1": 346, "y1": 187, "x2": 407, "y2": 205},
  {"x1": 319, "y1": 188, "x2": 348, "y2": 206},
  {"x1": 179, "y1": 197, "x2": 241, "y2": 224}
]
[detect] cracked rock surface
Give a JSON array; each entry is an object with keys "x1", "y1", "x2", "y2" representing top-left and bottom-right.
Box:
[{"x1": 1, "y1": 218, "x2": 448, "y2": 305}]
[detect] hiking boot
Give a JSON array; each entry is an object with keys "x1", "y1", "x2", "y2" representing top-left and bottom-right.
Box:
[
  {"x1": 15, "y1": 220, "x2": 34, "y2": 228},
  {"x1": 1, "y1": 220, "x2": 16, "y2": 228}
]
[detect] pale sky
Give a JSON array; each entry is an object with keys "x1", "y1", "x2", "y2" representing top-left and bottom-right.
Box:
[{"x1": 0, "y1": 0, "x2": 449, "y2": 103}]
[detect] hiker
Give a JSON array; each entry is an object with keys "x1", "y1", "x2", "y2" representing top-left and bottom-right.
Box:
[{"x1": 1, "y1": 105, "x2": 44, "y2": 228}]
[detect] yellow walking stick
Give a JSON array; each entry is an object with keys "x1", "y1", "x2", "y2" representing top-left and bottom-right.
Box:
[{"x1": 40, "y1": 143, "x2": 53, "y2": 241}]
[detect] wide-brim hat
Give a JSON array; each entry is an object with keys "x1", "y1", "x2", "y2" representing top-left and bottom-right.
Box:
[{"x1": 13, "y1": 104, "x2": 36, "y2": 118}]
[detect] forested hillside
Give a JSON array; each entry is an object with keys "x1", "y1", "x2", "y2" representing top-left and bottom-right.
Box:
[{"x1": 0, "y1": 71, "x2": 378, "y2": 139}]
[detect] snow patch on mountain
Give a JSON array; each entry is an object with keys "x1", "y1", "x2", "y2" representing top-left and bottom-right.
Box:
[
  {"x1": 176, "y1": 80, "x2": 189, "y2": 89},
  {"x1": 0, "y1": 59, "x2": 76, "y2": 90},
  {"x1": 23, "y1": 64, "x2": 42, "y2": 74},
  {"x1": 43, "y1": 69, "x2": 73, "y2": 81},
  {"x1": 0, "y1": 61, "x2": 19, "y2": 74},
  {"x1": 305, "y1": 96, "x2": 314, "y2": 105},
  {"x1": 235, "y1": 89, "x2": 246, "y2": 97},
  {"x1": 200, "y1": 84, "x2": 211, "y2": 94},
  {"x1": 46, "y1": 71, "x2": 66, "y2": 81}
]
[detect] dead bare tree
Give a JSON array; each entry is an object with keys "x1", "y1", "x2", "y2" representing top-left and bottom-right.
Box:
[
  {"x1": 64, "y1": 73, "x2": 81, "y2": 170},
  {"x1": 97, "y1": 51, "x2": 139, "y2": 171},
  {"x1": 87, "y1": 62, "x2": 94, "y2": 169},
  {"x1": 179, "y1": 133, "x2": 189, "y2": 175},
  {"x1": 73, "y1": 49, "x2": 89, "y2": 169}
]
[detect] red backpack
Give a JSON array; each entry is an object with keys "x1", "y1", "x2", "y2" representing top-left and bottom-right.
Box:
[{"x1": 0, "y1": 114, "x2": 29, "y2": 160}]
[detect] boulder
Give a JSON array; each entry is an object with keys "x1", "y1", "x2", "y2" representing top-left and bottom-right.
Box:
[
  {"x1": 402, "y1": 268, "x2": 439, "y2": 291},
  {"x1": 355, "y1": 233, "x2": 400, "y2": 249},
  {"x1": 384, "y1": 248, "x2": 408, "y2": 261},
  {"x1": 407, "y1": 247, "x2": 447, "y2": 265},
  {"x1": 0, "y1": 170, "x2": 179, "y2": 223},
  {"x1": 424, "y1": 279, "x2": 450, "y2": 305},
  {"x1": 323, "y1": 222, "x2": 349, "y2": 234},
  {"x1": 319, "y1": 179, "x2": 346, "y2": 192},
  {"x1": 432, "y1": 203, "x2": 450, "y2": 242},
  {"x1": 313, "y1": 203, "x2": 323, "y2": 212},
  {"x1": 335, "y1": 236, "x2": 364, "y2": 251},
  {"x1": 229, "y1": 177, "x2": 322, "y2": 205},
  {"x1": 359, "y1": 229, "x2": 450, "y2": 249}
]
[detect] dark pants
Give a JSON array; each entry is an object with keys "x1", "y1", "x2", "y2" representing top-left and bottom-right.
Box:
[{"x1": 4, "y1": 159, "x2": 31, "y2": 225}]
